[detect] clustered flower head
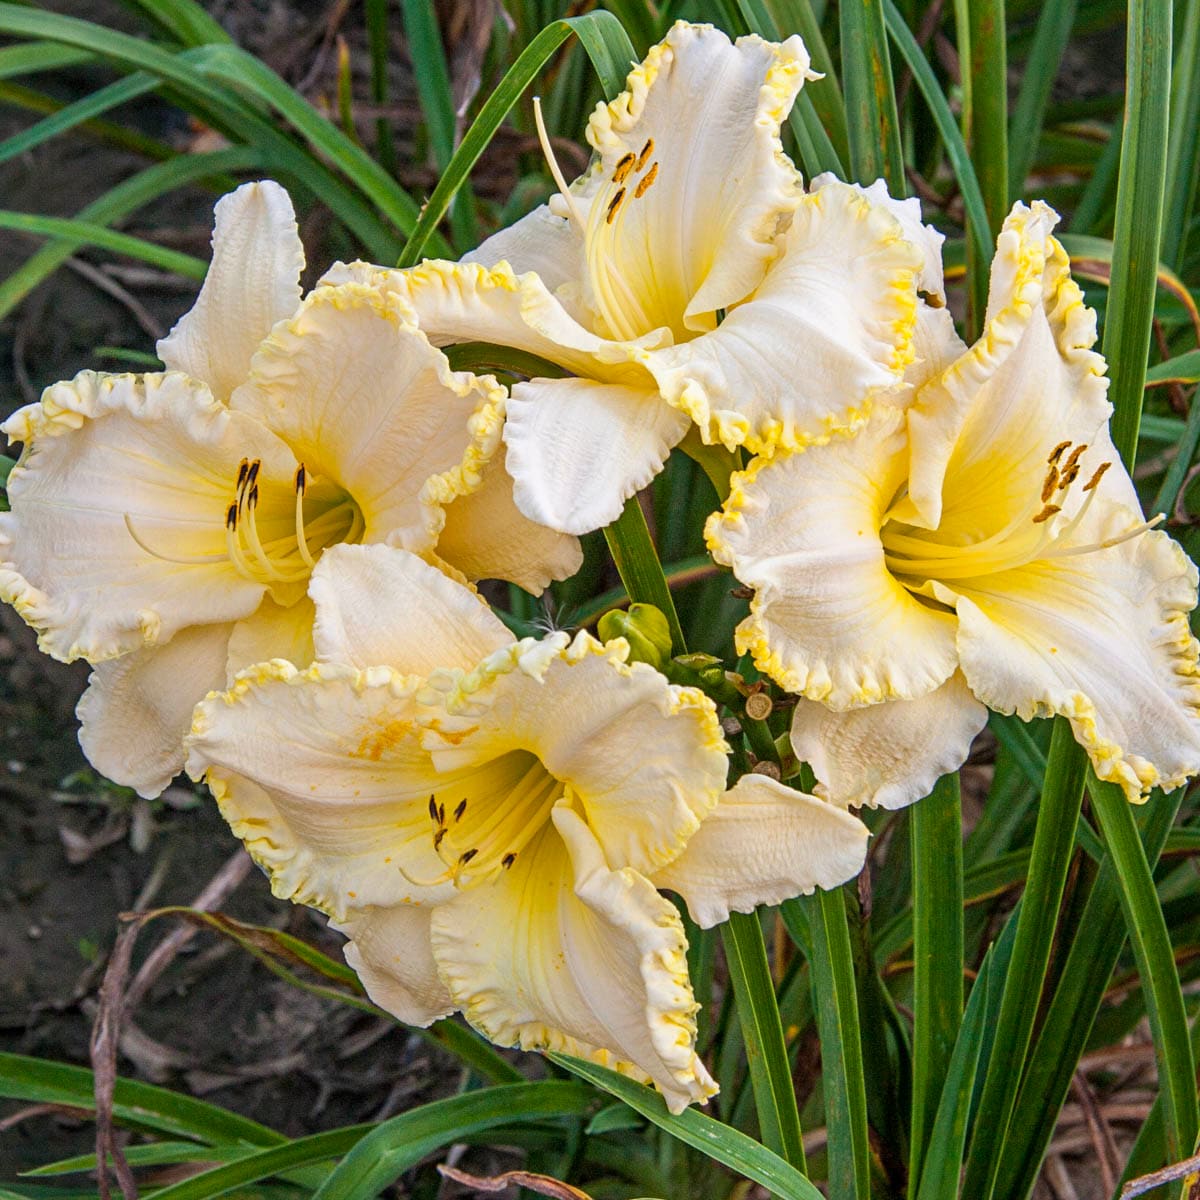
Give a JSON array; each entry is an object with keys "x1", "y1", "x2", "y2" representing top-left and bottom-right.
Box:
[{"x1": 3, "y1": 20, "x2": 1199, "y2": 1112}]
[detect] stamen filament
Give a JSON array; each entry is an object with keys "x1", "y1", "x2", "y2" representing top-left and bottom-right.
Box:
[{"x1": 533, "y1": 97, "x2": 586, "y2": 229}]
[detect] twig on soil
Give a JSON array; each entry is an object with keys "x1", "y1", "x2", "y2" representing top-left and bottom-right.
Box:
[
  {"x1": 88, "y1": 848, "x2": 252, "y2": 1200},
  {"x1": 124, "y1": 848, "x2": 251, "y2": 1010},
  {"x1": 0, "y1": 1102, "x2": 92, "y2": 1131},
  {"x1": 437, "y1": 1164, "x2": 594, "y2": 1199},
  {"x1": 64, "y1": 257, "x2": 164, "y2": 341},
  {"x1": 1121, "y1": 1150, "x2": 1200, "y2": 1197},
  {"x1": 90, "y1": 920, "x2": 141, "y2": 1200},
  {"x1": 1071, "y1": 1070, "x2": 1120, "y2": 1195}
]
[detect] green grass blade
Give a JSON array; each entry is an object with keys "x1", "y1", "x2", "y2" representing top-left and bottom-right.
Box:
[
  {"x1": 961, "y1": 718, "x2": 1088, "y2": 1200},
  {"x1": 1100, "y1": 0, "x2": 1172, "y2": 461},
  {"x1": 1008, "y1": 0, "x2": 1080, "y2": 196},
  {"x1": 0, "y1": 146, "x2": 256, "y2": 323},
  {"x1": 955, "y1": 0, "x2": 1009, "y2": 331},
  {"x1": 397, "y1": 11, "x2": 635, "y2": 268},
  {"x1": 603, "y1": 497, "x2": 686, "y2": 654},
  {"x1": 839, "y1": 0, "x2": 904, "y2": 190},
  {"x1": 0, "y1": 73, "x2": 161, "y2": 167},
  {"x1": 117, "y1": 0, "x2": 230, "y2": 46},
  {"x1": 399, "y1": 0, "x2": 477, "y2": 249},
  {"x1": 0, "y1": 76, "x2": 173, "y2": 161},
  {"x1": 0, "y1": 41, "x2": 93, "y2": 80},
  {"x1": 883, "y1": 0, "x2": 991, "y2": 266},
  {"x1": 1070, "y1": 114, "x2": 1122, "y2": 234},
  {"x1": 0, "y1": 1052, "x2": 284, "y2": 1147},
  {"x1": 1090, "y1": 777, "x2": 1199, "y2": 1168},
  {"x1": 364, "y1": 0, "x2": 396, "y2": 175},
  {"x1": 764, "y1": 0, "x2": 850, "y2": 165},
  {"x1": 992, "y1": 789, "x2": 1181, "y2": 1200},
  {"x1": 0, "y1": 210, "x2": 207, "y2": 277},
  {"x1": 1151, "y1": 368, "x2": 1200, "y2": 513},
  {"x1": 786, "y1": 889, "x2": 871, "y2": 1200},
  {"x1": 914, "y1": 951, "x2": 994, "y2": 1200},
  {"x1": 311, "y1": 1083, "x2": 595, "y2": 1200},
  {"x1": 548, "y1": 1055, "x2": 824, "y2": 1200},
  {"x1": 1162, "y1": 0, "x2": 1200, "y2": 267},
  {"x1": 1146, "y1": 348, "x2": 1200, "y2": 386},
  {"x1": 721, "y1": 911, "x2": 808, "y2": 1171},
  {"x1": 908, "y1": 773, "x2": 964, "y2": 1199},
  {"x1": 188, "y1": 43, "x2": 428, "y2": 242},
  {"x1": 0, "y1": 5, "x2": 407, "y2": 260}
]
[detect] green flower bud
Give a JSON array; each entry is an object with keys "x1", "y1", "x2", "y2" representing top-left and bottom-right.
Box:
[{"x1": 597, "y1": 602, "x2": 673, "y2": 669}]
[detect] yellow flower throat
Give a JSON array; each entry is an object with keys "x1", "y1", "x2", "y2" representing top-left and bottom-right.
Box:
[
  {"x1": 880, "y1": 440, "x2": 1162, "y2": 589},
  {"x1": 125, "y1": 456, "x2": 363, "y2": 600}
]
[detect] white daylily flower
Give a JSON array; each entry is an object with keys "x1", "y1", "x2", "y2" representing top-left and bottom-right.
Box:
[
  {"x1": 183, "y1": 544, "x2": 869, "y2": 1110},
  {"x1": 0, "y1": 181, "x2": 580, "y2": 798},
  {"x1": 709, "y1": 201, "x2": 1200, "y2": 806},
  {"x1": 324, "y1": 21, "x2": 928, "y2": 535}
]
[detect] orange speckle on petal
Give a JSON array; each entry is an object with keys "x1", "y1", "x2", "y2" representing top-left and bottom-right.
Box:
[{"x1": 353, "y1": 718, "x2": 413, "y2": 761}]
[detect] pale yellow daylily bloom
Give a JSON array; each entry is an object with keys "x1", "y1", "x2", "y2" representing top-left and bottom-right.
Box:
[
  {"x1": 0, "y1": 181, "x2": 579, "y2": 798},
  {"x1": 183, "y1": 544, "x2": 869, "y2": 1110},
  {"x1": 709, "y1": 201, "x2": 1200, "y2": 806},
  {"x1": 324, "y1": 21, "x2": 928, "y2": 535}
]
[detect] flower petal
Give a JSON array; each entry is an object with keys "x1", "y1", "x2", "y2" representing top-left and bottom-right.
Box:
[
  {"x1": 323, "y1": 258, "x2": 646, "y2": 378},
  {"x1": 309, "y1": 544, "x2": 511, "y2": 673},
  {"x1": 185, "y1": 660, "x2": 454, "y2": 919},
  {"x1": 813, "y1": 174, "x2": 947, "y2": 303},
  {"x1": 332, "y1": 903, "x2": 453, "y2": 1026},
  {"x1": 231, "y1": 282, "x2": 501, "y2": 553},
  {"x1": 226, "y1": 596, "x2": 316, "y2": 675},
  {"x1": 707, "y1": 407, "x2": 957, "y2": 707},
  {"x1": 652, "y1": 774, "x2": 869, "y2": 927},
  {"x1": 462, "y1": 202, "x2": 585, "y2": 298},
  {"x1": 503, "y1": 375, "x2": 690, "y2": 535},
  {"x1": 77, "y1": 621, "x2": 234, "y2": 799},
  {"x1": 648, "y1": 178, "x2": 922, "y2": 452},
  {"x1": 905, "y1": 201, "x2": 1113, "y2": 531},
  {"x1": 582, "y1": 21, "x2": 811, "y2": 334},
  {"x1": 157, "y1": 181, "x2": 304, "y2": 402},
  {"x1": 435, "y1": 445, "x2": 584, "y2": 593},
  {"x1": 789, "y1": 672, "x2": 988, "y2": 810},
  {"x1": 0, "y1": 371, "x2": 293, "y2": 662},
  {"x1": 421, "y1": 631, "x2": 727, "y2": 875},
  {"x1": 944, "y1": 513, "x2": 1200, "y2": 801},
  {"x1": 430, "y1": 805, "x2": 716, "y2": 1112}
]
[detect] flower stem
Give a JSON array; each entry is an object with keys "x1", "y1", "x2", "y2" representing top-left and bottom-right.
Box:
[
  {"x1": 961, "y1": 716, "x2": 1087, "y2": 1200},
  {"x1": 907, "y1": 772, "x2": 963, "y2": 1198},
  {"x1": 600, "y1": 489, "x2": 808, "y2": 1178},
  {"x1": 602, "y1": 497, "x2": 686, "y2": 654}
]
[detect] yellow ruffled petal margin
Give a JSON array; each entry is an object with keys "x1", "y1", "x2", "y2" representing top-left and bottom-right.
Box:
[{"x1": 649, "y1": 180, "x2": 923, "y2": 456}]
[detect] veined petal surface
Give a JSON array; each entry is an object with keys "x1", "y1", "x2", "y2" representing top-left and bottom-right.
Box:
[
  {"x1": 430, "y1": 805, "x2": 716, "y2": 1113},
  {"x1": 944, "y1": 510, "x2": 1200, "y2": 801},
  {"x1": 502, "y1": 375, "x2": 689, "y2": 535},
  {"x1": 435, "y1": 446, "x2": 584, "y2": 592},
  {"x1": 648, "y1": 179, "x2": 922, "y2": 452},
  {"x1": 789, "y1": 673, "x2": 987, "y2": 810},
  {"x1": 905, "y1": 202, "x2": 1115, "y2": 533},
  {"x1": 310, "y1": 544, "x2": 511, "y2": 674},
  {"x1": 77, "y1": 621, "x2": 234, "y2": 799},
  {"x1": 333, "y1": 904, "x2": 453, "y2": 1027},
  {"x1": 652, "y1": 774, "x2": 869, "y2": 927},
  {"x1": 185, "y1": 660, "x2": 453, "y2": 919},
  {"x1": 708, "y1": 407, "x2": 957, "y2": 707},
  {"x1": 421, "y1": 631, "x2": 727, "y2": 875},
  {"x1": 579, "y1": 20, "x2": 810, "y2": 338},
  {"x1": 0, "y1": 371, "x2": 293, "y2": 662},
  {"x1": 157, "y1": 181, "x2": 304, "y2": 402}
]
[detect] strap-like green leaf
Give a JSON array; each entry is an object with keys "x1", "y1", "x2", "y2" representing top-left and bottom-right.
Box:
[{"x1": 549, "y1": 1054, "x2": 824, "y2": 1200}]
